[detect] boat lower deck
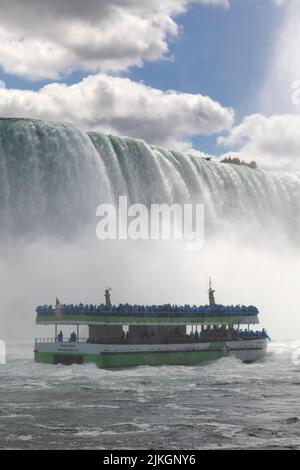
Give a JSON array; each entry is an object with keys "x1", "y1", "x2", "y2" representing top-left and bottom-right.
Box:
[{"x1": 34, "y1": 337, "x2": 267, "y2": 367}]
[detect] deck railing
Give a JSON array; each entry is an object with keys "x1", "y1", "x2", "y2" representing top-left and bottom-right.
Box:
[
  {"x1": 35, "y1": 332, "x2": 268, "y2": 345},
  {"x1": 35, "y1": 337, "x2": 87, "y2": 344},
  {"x1": 36, "y1": 310, "x2": 258, "y2": 318},
  {"x1": 35, "y1": 337, "x2": 199, "y2": 345}
]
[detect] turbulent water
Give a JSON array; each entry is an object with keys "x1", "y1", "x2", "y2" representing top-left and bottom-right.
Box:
[
  {"x1": 0, "y1": 118, "x2": 300, "y2": 242},
  {"x1": 0, "y1": 341, "x2": 299, "y2": 450}
]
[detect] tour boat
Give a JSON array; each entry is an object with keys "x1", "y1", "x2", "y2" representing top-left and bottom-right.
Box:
[{"x1": 34, "y1": 284, "x2": 269, "y2": 367}]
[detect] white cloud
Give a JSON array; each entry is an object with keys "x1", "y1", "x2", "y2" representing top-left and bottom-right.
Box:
[
  {"x1": 0, "y1": 0, "x2": 229, "y2": 80},
  {"x1": 218, "y1": 113, "x2": 300, "y2": 170},
  {"x1": 0, "y1": 73, "x2": 234, "y2": 148},
  {"x1": 260, "y1": 0, "x2": 300, "y2": 114},
  {"x1": 227, "y1": 0, "x2": 300, "y2": 171},
  {"x1": 271, "y1": 0, "x2": 290, "y2": 5}
]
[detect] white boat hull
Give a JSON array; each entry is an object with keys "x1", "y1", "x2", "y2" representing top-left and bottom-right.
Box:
[{"x1": 225, "y1": 338, "x2": 267, "y2": 363}]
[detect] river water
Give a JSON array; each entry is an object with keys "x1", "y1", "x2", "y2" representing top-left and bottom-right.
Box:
[{"x1": 0, "y1": 340, "x2": 299, "y2": 450}]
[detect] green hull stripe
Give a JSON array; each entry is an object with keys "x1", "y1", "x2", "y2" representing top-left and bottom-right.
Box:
[{"x1": 35, "y1": 347, "x2": 225, "y2": 368}]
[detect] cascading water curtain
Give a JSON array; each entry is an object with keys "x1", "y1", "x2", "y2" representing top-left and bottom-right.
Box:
[{"x1": 0, "y1": 118, "x2": 300, "y2": 243}]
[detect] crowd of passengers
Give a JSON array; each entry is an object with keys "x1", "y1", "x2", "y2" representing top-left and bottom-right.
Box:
[
  {"x1": 54, "y1": 328, "x2": 269, "y2": 344},
  {"x1": 236, "y1": 328, "x2": 269, "y2": 339},
  {"x1": 190, "y1": 328, "x2": 268, "y2": 341},
  {"x1": 36, "y1": 303, "x2": 259, "y2": 317}
]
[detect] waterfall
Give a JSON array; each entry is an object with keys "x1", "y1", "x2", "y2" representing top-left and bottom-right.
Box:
[
  {"x1": 0, "y1": 118, "x2": 299, "y2": 243},
  {"x1": 0, "y1": 118, "x2": 111, "y2": 239}
]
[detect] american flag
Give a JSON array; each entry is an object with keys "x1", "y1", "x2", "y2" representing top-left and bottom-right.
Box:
[{"x1": 55, "y1": 297, "x2": 62, "y2": 320}]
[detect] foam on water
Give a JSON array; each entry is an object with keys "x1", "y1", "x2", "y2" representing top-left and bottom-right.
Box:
[{"x1": 0, "y1": 341, "x2": 299, "y2": 449}]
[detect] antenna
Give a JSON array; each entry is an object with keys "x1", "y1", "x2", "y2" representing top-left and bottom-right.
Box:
[{"x1": 105, "y1": 287, "x2": 112, "y2": 307}]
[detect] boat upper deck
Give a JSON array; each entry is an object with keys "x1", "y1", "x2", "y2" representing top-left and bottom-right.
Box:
[{"x1": 36, "y1": 303, "x2": 260, "y2": 325}]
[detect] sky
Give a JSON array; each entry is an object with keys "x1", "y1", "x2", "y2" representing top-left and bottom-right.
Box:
[{"x1": 0, "y1": 0, "x2": 300, "y2": 170}]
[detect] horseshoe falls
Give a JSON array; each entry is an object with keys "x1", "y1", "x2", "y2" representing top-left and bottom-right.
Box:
[
  {"x1": 0, "y1": 117, "x2": 300, "y2": 342},
  {"x1": 0, "y1": 118, "x2": 299, "y2": 243}
]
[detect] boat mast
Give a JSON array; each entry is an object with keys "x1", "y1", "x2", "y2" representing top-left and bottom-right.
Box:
[{"x1": 208, "y1": 278, "x2": 216, "y2": 308}]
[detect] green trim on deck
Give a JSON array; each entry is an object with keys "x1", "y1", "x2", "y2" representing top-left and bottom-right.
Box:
[{"x1": 36, "y1": 314, "x2": 253, "y2": 325}]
